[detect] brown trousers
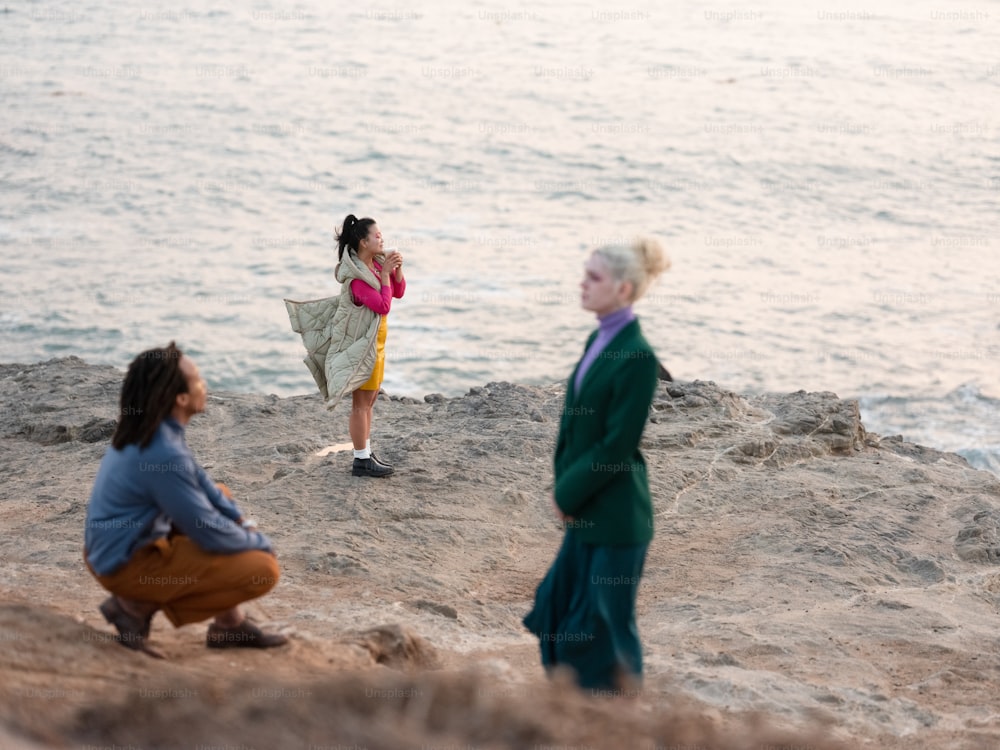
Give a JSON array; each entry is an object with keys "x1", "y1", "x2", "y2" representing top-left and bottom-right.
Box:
[{"x1": 88, "y1": 535, "x2": 280, "y2": 627}]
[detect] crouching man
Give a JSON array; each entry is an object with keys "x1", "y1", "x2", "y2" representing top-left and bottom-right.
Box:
[{"x1": 84, "y1": 342, "x2": 287, "y2": 658}]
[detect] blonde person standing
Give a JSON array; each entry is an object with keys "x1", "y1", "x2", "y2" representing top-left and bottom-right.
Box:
[{"x1": 523, "y1": 237, "x2": 669, "y2": 692}]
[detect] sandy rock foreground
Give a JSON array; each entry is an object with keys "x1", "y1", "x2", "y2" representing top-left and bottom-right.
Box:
[{"x1": 2, "y1": 357, "x2": 1000, "y2": 749}]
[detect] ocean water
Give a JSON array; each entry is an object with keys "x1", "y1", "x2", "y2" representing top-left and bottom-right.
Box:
[{"x1": 1, "y1": 0, "x2": 999, "y2": 471}]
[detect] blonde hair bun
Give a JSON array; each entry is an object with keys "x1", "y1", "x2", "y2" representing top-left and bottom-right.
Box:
[
  {"x1": 594, "y1": 236, "x2": 670, "y2": 303},
  {"x1": 634, "y1": 237, "x2": 670, "y2": 279}
]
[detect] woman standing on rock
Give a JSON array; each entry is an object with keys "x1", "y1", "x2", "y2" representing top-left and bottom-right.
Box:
[
  {"x1": 284, "y1": 215, "x2": 406, "y2": 476},
  {"x1": 523, "y1": 237, "x2": 668, "y2": 692},
  {"x1": 306, "y1": 214, "x2": 405, "y2": 478}
]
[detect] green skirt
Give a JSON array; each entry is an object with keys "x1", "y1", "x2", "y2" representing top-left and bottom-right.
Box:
[{"x1": 523, "y1": 528, "x2": 648, "y2": 691}]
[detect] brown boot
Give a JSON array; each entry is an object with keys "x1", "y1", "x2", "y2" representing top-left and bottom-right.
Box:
[{"x1": 99, "y1": 596, "x2": 164, "y2": 659}]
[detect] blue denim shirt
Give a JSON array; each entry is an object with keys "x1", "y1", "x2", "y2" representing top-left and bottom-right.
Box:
[{"x1": 84, "y1": 417, "x2": 272, "y2": 575}]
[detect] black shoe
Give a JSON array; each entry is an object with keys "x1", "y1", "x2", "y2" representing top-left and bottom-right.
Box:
[
  {"x1": 206, "y1": 619, "x2": 288, "y2": 649},
  {"x1": 352, "y1": 456, "x2": 394, "y2": 477},
  {"x1": 370, "y1": 451, "x2": 393, "y2": 468}
]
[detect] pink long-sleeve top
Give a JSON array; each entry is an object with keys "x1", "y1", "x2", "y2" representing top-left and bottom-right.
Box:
[{"x1": 350, "y1": 260, "x2": 406, "y2": 315}]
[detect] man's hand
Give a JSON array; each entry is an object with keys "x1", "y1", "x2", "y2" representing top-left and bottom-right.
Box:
[{"x1": 217, "y1": 482, "x2": 256, "y2": 530}]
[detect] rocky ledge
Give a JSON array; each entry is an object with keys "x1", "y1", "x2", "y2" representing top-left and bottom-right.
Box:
[{"x1": 2, "y1": 357, "x2": 1000, "y2": 749}]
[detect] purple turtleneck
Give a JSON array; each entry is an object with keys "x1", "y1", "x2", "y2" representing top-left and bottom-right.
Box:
[{"x1": 573, "y1": 305, "x2": 636, "y2": 395}]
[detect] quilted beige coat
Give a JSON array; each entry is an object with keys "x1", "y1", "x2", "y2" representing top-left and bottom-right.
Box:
[{"x1": 284, "y1": 250, "x2": 384, "y2": 410}]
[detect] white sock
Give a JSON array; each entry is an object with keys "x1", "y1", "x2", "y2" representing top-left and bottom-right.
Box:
[
  {"x1": 354, "y1": 448, "x2": 371, "y2": 460},
  {"x1": 365, "y1": 439, "x2": 371, "y2": 452}
]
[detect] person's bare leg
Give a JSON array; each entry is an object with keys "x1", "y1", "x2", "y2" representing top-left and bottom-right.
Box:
[
  {"x1": 365, "y1": 389, "x2": 378, "y2": 446},
  {"x1": 350, "y1": 389, "x2": 392, "y2": 477},
  {"x1": 350, "y1": 389, "x2": 368, "y2": 451}
]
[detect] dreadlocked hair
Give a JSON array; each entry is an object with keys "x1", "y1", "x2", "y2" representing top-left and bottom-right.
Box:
[{"x1": 112, "y1": 341, "x2": 189, "y2": 450}]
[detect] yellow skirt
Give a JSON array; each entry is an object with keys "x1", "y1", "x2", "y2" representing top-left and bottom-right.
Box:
[{"x1": 358, "y1": 316, "x2": 388, "y2": 391}]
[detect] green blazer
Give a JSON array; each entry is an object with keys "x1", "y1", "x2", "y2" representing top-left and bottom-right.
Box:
[{"x1": 554, "y1": 318, "x2": 658, "y2": 546}]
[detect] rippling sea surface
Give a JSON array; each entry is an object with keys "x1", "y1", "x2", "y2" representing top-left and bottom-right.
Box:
[{"x1": 1, "y1": 0, "x2": 998, "y2": 471}]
